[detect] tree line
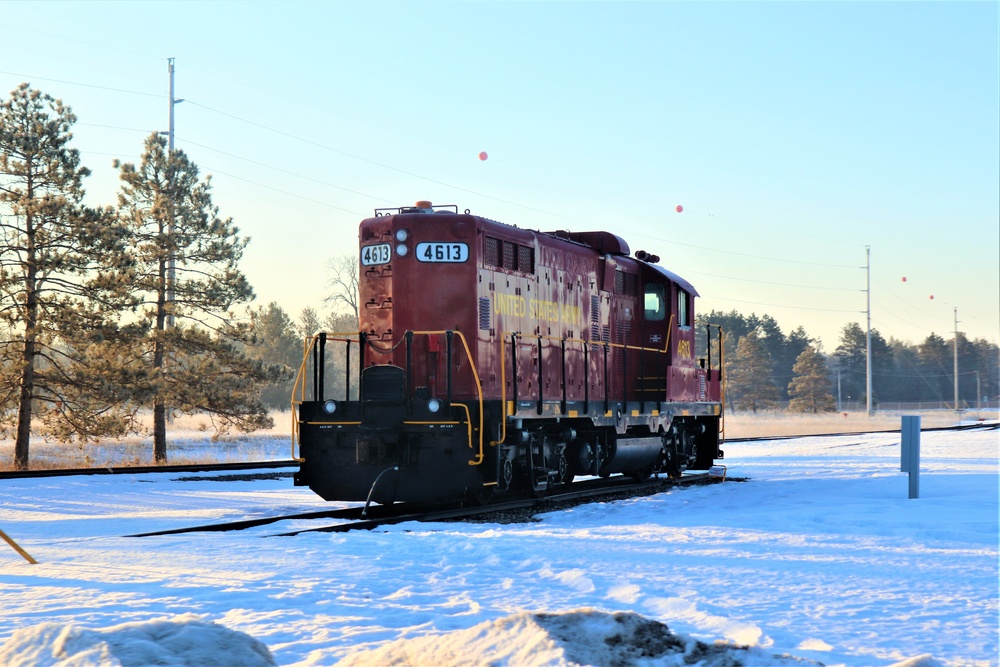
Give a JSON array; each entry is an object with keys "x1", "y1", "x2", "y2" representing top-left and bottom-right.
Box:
[{"x1": 697, "y1": 311, "x2": 999, "y2": 413}]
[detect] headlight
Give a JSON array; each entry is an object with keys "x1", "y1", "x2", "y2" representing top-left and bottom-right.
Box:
[
  {"x1": 322, "y1": 400, "x2": 337, "y2": 415},
  {"x1": 396, "y1": 244, "x2": 408, "y2": 257},
  {"x1": 395, "y1": 229, "x2": 409, "y2": 242},
  {"x1": 427, "y1": 398, "x2": 442, "y2": 413}
]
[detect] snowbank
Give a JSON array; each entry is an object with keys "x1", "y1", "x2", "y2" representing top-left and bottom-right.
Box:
[
  {"x1": 0, "y1": 614, "x2": 275, "y2": 667},
  {"x1": 335, "y1": 609, "x2": 821, "y2": 666}
]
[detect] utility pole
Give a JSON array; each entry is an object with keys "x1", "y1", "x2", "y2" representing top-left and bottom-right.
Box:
[
  {"x1": 162, "y1": 58, "x2": 183, "y2": 432},
  {"x1": 163, "y1": 57, "x2": 183, "y2": 329},
  {"x1": 974, "y1": 370, "x2": 981, "y2": 418},
  {"x1": 836, "y1": 367, "x2": 842, "y2": 412},
  {"x1": 953, "y1": 307, "x2": 960, "y2": 416},
  {"x1": 865, "y1": 246, "x2": 873, "y2": 416}
]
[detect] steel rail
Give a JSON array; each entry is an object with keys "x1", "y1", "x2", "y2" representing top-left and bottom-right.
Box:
[
  {"x1": 269, "y1": 474, "x2": 713, "y2": 536},
  {"x1": 0, "y1": 460, "x2": 300, "y2": 480},
  {"x1": 125, "y1": 502, "x2": 436, "y2": 538},
  {"x1": 127, "y1": 474, "x2": 712, "y2": 539}
]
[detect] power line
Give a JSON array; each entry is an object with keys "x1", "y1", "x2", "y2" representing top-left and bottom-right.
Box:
[
  {"x1": 683, "y1": 268, "x2": 857, "y2": 292},
  {"x1": 183, "y1": 100, "x2": 579, "y2": 222},
  {"x1": 78, "y1": 121, "x2": 156, "y2": 134},
  {"x1": 199, "y1": 166, "x2": 368, "y2": 217},
  {"x1": 0, "y1": 69, "x2": 163, "y2": 99},
  {"x1": 0, "y1": 23, "x2": 159, "y2": 61},
  {"x1": 177, "y1": 137, "x2": 397, "y2": 205},
  {"x1": 631, "y1": 232, "x2": 859, "y2": 269},
  {"x1": 703, "y1": 295, "x2": 859, "y2": 314}
]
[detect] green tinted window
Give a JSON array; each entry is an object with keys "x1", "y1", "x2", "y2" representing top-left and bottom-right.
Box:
[{"x1": 644, "y1": 284, "x2": 665, "y2": 321}]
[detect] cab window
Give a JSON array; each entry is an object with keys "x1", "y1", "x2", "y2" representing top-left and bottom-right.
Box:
[
  {"x1": 644, "y1": 283, "x2": 666, "y2": 321},
  {"x1": 678, "y1": 290, "x2": 690, "y2": 327}
]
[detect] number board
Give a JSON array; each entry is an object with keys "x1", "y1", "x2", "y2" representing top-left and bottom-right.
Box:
[
  {"x1": 361, "y1": 243, "x2": 391, "y2": 266},
  {"x1": 416, "y1": 242, "x2": 469, "y2": 263}
]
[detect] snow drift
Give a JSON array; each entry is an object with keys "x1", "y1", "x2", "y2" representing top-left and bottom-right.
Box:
[
  {"x1": 335, "y1": 609, "x2": 822, "y2": 666},
  {"x1": 0, "y1": 614, "x2": 276, "y2": 667}
]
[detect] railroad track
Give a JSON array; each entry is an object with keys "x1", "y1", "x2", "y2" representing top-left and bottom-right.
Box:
[
  {"x1": 127, "y1": 474, "x2": 716, "y2": 539},
  {"x1": 722, "y1": 419, "x2": 997, "y2": 443},
  {"x1": 0, "y1": 459, "x2": 300, "y2": 480},
  {"x1": 3, "y1": 421, "x2": 994, "y2": 482}
]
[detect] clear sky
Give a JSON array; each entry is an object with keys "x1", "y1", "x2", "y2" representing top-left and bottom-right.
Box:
[{"x1": 2, "y1": 1, "x2": 997, "y2": 349}]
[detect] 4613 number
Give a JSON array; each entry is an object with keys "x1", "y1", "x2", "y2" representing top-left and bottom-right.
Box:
[
  {"x1": 416, "y1": 242, "x2": 468, "y2": 263},
  {"x1": 361, "y1": 243, "x2": 391, "y2": 266}
]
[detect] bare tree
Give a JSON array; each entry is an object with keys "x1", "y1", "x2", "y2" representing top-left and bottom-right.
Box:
[{"x1": 324, "y1": 254, "x2": 359, "y2": 320}]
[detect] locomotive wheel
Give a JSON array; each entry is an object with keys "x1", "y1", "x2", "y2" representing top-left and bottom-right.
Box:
[
  {"x1": 557, "y1": 452, "x2": 573, "y2": 486},
  {"x1": 501, "y1": 458, "x2": 514, "y2": 489}
]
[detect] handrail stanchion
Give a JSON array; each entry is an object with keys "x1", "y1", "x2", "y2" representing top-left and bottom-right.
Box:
[
  {"x1": 560, "y1": 337, "x2": 567, "y2": 414},
  {"x1": 537, "y1": 334, "x2": 543, "y2": 416},
  {"x1": 446, "y1": 331, "x2": 453, "y2": 406},
  {"x1": 405, "y1": 331, "x2": 413, "y2": 410},
  {"x1": 345, "y1": 338, "x2": 351, "y2": 401},
  {"x1": 318, "y1": 332, "x2": 326, "y2": 402}
]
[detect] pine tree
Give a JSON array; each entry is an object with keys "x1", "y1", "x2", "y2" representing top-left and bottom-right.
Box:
[
  {"x1": 115, "y1": 132, "x2": 278, "y2": 462},
  {"x1": 916, "y1": 333, "x2": 953, "y2": 403},
  {"x1": 788, "y1": 345, "x2": 836, "y2": 413},
  {"x1": 727, "y1": 330, "x2": 779, "y2": 413},
  {"x1": 0, "y1": 84, "x2": 134, "y2": 469},
  {"x1": 249, "y1": 302, "x2": 299, "y2": 410},
  {"x1": 834, "y1": 322, "x2": 892, "y2": 407},
  {"x1": 297, "y1": 306, "x2": 323, "y2": 339}
]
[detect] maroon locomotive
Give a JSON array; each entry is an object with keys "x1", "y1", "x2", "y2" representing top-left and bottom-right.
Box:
[{"x1": 293, "y1": 202, "x2": 724, "y2": 505}]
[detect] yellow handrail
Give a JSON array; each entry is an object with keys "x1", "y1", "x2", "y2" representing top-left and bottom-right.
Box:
[
  {"x1": 291, "y1": 330, "x2": 487, "y2": 465},
  {"x1": 290, "y1": 331, "x2": 360, "y2": 460},
  {"x1": 405, "y1": 330, "x2": 485, "y2": 465},
  {"x1": 502, "y1": 314, "x2": 677, "y2": 419}
]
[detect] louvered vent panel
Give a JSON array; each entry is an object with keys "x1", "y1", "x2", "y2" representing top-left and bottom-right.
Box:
[
  {"x1": 590, "y1": 295, "x2": 600, "y2": 341},
  {"x1": 479, "y1": 298, "x2": 491, "y2": 331}
]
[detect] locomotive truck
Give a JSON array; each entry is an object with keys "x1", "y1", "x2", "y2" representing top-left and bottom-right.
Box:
[{"x1": 293, "y1": 201, "x2": 724, "y2": 505}]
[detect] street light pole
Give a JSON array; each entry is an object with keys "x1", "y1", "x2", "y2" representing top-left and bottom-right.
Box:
[
  {"x1": 953, "y1": 307, "x2": 960, "y2": 416},
  {"x1": 166, "y1": 57, "x2": 177, "y2": 329},
  {"x1": 865, "y1": 246, "x2": 873, "y2": 416}
]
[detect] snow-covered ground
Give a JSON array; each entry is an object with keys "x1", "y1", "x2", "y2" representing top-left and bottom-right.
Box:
[{"x1": 0, "y1": 426, "x2": 996, "y2": 666}]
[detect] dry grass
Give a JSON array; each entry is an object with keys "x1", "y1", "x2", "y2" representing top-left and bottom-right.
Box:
[
  {"x1": 723, "y1": 409, "x2": 997, "y2": 439},
  {"x1": 0, "y1": 411, "x2": 297, "y2": 472}
]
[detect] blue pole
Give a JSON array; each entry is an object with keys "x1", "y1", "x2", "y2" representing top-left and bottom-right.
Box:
[{"x1": 902, "y1": 415, "x2": 921, "y2": 499}]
